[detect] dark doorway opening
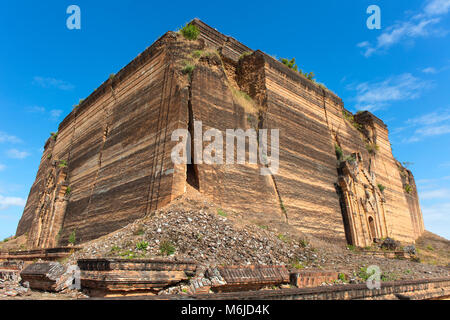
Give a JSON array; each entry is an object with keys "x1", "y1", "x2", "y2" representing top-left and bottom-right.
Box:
[
  {"x1": 186, "y1": 85, "x2": 199, "y2": 190},
  {"x1": 368, "y1": 216, "x2": 376, "y2": 242}
]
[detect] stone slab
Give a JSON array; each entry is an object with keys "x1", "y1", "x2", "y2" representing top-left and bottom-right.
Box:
[
  {"x1": 206, "y1": 265, "x2": 290, "y2": 292},
  {"x1": 77, "y1": 258, "x2": 197, "y2": 297}
]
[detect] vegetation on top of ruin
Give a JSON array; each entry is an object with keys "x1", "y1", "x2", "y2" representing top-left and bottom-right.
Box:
[
  {"x1": 402, "y1": 161, "x2": 414, "y2": 169},
  {"x1": 58, "y1": 160, "x2": 68, "y2": 168},
  {"x1": 377, "y1": 184, "x2": 386, "y2": 193},
  {"x1": 136, "y1": 241, "x2": 149, "y2": 251},
  {"x1": 280, "y1": 57, "x2": 315, "y2": 80},
  {"x1": 365, "y1": 142, "x2": 380, "y2": 155},
  {"x1": 182, "y1": 61, "x2": 195, "y2": 79},
  {"x1": 335, "y1": 144, "x2": 343, "y2": 161},
  {"x1": 290, "y1": 259, "x2": 305, "y2": 270},
  {"x1": 179, "y1": 23, "x2": 200, "y2": 40},
  {"x1": 343, "y1": 154, "x2": 356, "y2": 164},
  {"x1": 217, "y1": 208, "x2": 227, "y2": 217},
  {"x1": 280, "y1": 57, "x2": 298, "y2": 70},
  {"x1": 181, "y1": 49, "x2": 223, "y2": 82},
  {"x1": 238, "y1": 51, "x2": 252, "y2": 61},
  {"x1": 65, "y1": 186, "x2": 72, "y2": 196},
  {"x1": 342, "y1": 110, "x2": 363, "y2": 132},
  {"x1": 230, "y1": 87, "x2": 258, "y2": 115},
  {"x1": 159, "y1": 240, "x2": 176, "y2": 256},
  {"x1": 404, "y1": 184, "x2": 413, "y2": 194},
  {"x1": 279, "y1": 199, "x2": 287, "y2": 217},
  {"x1": 335, "y1": 144, "x2": 356, "y2": 165},
  {"x1": 68, "y1": 230, "x2": 77, "y2": 245}
]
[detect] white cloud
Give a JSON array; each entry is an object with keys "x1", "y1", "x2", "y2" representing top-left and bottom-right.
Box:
[
  {"x1": 358, "y1": 0, "x2": 450, "y2": 57},
  {"x1": 49, "y1": 109, "x2": 63, "y2": 120},
  {"x1": 349, "y1": 73, "x2": 431, "y2": 111},
  {"x1": 6, "y1": 149, "x2": 30, "y2": 159},
  {"x1": 0, "y1": 164, "x2": 5, "y2": 171},
  {"x1": 26, "y1": 106, "x2": 46, "y2": 113},
  {"x1": 424, "y1": 0, "x2": 450, "y2": 16},
  {"x1": 33, "y1": 76, "x2": 74, "y2": 91},
  {"x1": 421, "y1": 202, "x2": 450, "y2": 238},
  {"x1": 422, "y1": 67, "x2": 438, "y2": 74},
  {"x1": 416, "y1": 124, "x2": 450, "y2": 136},
  {"x1": 421, "y1": 202, "x2": 450, "y2": 222},
  {"x1": 406, "y1": 109, "x2": 450, "y2": 125},
  {"x1": 420, "y1": 188, "x2": 450, "y2": 199},
  {"x1": 402, "y1": 109, "x2": 450, "y2": 142},
  {"x1": 0, "y1": 195, "x2": 26, "y2": 210},
  {"x1": 26, "y1": 106, "x2": 64, "y2": 121},
  {"x1": 0, "y1": 132, "x2": 22, "y2": 144}
]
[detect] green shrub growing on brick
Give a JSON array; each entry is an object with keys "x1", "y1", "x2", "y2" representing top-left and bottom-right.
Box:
[{"x1": 180, "y1": 23, "x2": 199, "y2": 40}]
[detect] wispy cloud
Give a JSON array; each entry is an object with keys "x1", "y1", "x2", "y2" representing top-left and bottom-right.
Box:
[
  {"x1": 49, "y1": 109, "x2": 63, "y2": 121},
  {"x1": 420, "y1": 188, "x2": 450, "y2": 199},
  {"x1": 33, "y1": 76, "x2": 74, "y2": 91},
  {"x1": 423, "y1": 0, "x2": 450, "y2": 15},
  {"x1": 421, "y1": 201, "x2": 450, "y2": 238},
  {"x1": 348, "y1": 73, "x2": 431, "y2": 111},
  {"x1": 358, "y1": 0, "x2": 450, "y2": 57},
  {"x1": 0, "y1": 132, "x2": 22, "y2": 144},
  {"x1": 0, "y1": 195, "x2": 26, "y2": 210},
  {"x1": 401, "y1": 108, "x2": 450, "y2": 142},
  {"x1": 421, "y1": 67, "x2": 438, "y2": 74},
  {"x1": 421, "y1": 202, "x2": 450, "y2": 223},
  {"x1": 25, "y1": 106, "x2": 46, "y2": 113},
  {"x1": 6, "y1": 149, "x2": 30, "y2": 159},
  {"x1": 26, "y1": 106, "x2": 64, "y2": 121},
  {"x1": 0, "y1": 164, "x2": 5, "y2": 172}
]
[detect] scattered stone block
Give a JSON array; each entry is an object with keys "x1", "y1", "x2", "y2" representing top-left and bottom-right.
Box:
[
  {"x1": 381, "y1": 238, "x2": 401, "y2": 251},
  {"x1": 206, "y1": 265, "x2": 290, "y2": 292},
  {"x1": 20, "y1": 262, "x2": 74, "y2": 292},
  {"x1": 0, "y1": 261, "x2": 24, "y2": 282}
]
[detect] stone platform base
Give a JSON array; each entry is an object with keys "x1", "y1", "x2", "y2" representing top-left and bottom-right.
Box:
[
  {"x1": 0, "y1": 247, "x2": 81, "y2": 262},
  {"x1": 108, "y1": 277, "x2": 450, "y2": 300}
]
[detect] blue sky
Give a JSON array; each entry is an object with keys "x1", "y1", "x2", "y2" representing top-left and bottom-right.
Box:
[{"x1": 0, "y1": 0, "x2": 449, "y2": 240}]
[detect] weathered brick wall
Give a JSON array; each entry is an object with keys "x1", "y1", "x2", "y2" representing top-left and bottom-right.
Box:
[
  {"x1": 189, "y1": 49, "x2": 283, "y2": 225},
  {"x1": 16, "y1": 138, "x2": 55, "y2": 236},
  {"x1": 17, "y1": 33, "x2": 197, "y2": 246},
  {"x1": 16, "y1": 20, "x2": 425, "y2": 248},
  {"x1": 240, "y1": 52, "x2": 347, "y2": 243}
]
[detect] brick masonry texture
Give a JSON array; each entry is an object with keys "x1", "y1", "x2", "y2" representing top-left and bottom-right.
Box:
[{"x1": 16, "y1": 19, "x2": 424, "y2": 249}]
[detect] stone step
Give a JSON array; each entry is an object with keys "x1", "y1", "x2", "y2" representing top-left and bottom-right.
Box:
[
  {"x1": 77, "y1": 258, "x2": 196, "y2": 273},
  {"x1": 0, "y1": 246, "x2": 81, "y2": 262},
  {"x1": 77, "y1": 258, "x2": 197, "y2": 297}
]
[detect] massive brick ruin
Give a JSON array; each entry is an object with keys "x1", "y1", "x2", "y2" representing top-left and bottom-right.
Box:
[{"x1": 16, "y1": 19, "x2": 424, "y2": 249}]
